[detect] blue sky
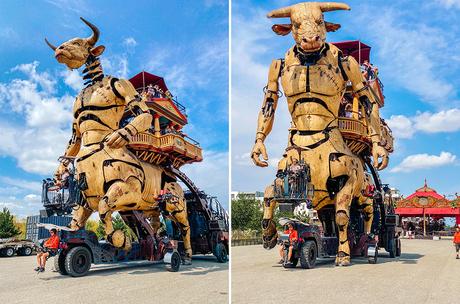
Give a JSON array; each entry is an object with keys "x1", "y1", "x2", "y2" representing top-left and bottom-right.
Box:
[
  {"x1": 231, "y1": 0, "x2": 460, "y2": 202},
  {"x1": 0, "y1": 0, "x2": 228, "y2": 217}
]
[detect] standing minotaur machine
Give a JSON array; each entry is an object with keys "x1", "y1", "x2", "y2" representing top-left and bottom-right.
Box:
[{"x1": 250, "y1": 2, "x2": 397, "y2": 267}]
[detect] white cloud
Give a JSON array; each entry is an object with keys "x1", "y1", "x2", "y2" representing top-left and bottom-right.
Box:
[
  {"x1": 386, "y1": 115, "x2": 415, "y2": 139},
  {"x1": 413, "y1": 109, "x2": 460, "y2": 133},
  {"x1": 61, "y1": 69, "x2": 83, "y2": 91},
  {"x1": 349, "y1": 6, "x2": 456, "y2": 106},
  {"x1": 436, "y1": 0, "x2": 460, "y2": 9},
  {"x1": 386, "y1": 109, "x2": 460, "y2": 139},
  {"x1": 0, "y1": 62, "x2": 73, "y2": 174},
  {"x1": 123, "y1": 37, "x2": 137, "y2": 53},
  {"x1": 391, "y1": 151, "x2": 456, "y2": 173},
  {"x1": 0, "y1": 177, "x2": 42, "y2": 193}
]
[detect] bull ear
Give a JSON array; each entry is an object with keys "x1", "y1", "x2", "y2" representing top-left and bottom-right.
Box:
[
  {"x1": 90, "y1": 45, "x2": 105, "y2": 57},
  {"x1": 272, "y1": 24, "x2": 292, "y2": 36},
  {"x1": 325, "y1": 21, "x2": 341, "y2": 32}
]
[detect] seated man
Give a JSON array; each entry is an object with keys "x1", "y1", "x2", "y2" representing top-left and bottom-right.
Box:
[
  {"x1": 34, "y1": 228, "x2": 60, "y2": 273},
  {"x1": 278, "y1": 223, "x2": 298, "y2": 264}
]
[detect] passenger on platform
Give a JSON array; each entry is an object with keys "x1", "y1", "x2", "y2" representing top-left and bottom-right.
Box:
[
  {"x1": 362, "y1": 60, "x2": 375, "y2": 80},
  {"x1": 34, "y1": 228, "x2": 60, "y2": 273},
  {"x1": 164, "y1": 125, "x2": 173, "y2": 134},
  {"x1": 345, "y1": 103, "x2": 353, "y2": 118},
  {"x1": 147, "y1": 84, "x2": 155, "y2": 98},
  {"x1": 453, "y1": 226, "x2": 460, "y2": 259},
  {"x1": 278, "y1": 223, "x2": 298, "y2": 264}
]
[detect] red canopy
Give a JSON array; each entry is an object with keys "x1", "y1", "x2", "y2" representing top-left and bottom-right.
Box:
[
  {"x1": 129, "y1": 71, "x2": 169, "y2": 93},
  {"x1": 331, "y1": 40, "x2": 371, "y2": 65},
  {"x1": 396, "y1": 208, "x2": 460, "y2": 216}
]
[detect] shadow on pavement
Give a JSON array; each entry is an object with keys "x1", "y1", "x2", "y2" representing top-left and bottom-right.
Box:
[
  {"x1": 39, "y1": 255, "x2": 228, "y2": 280},
  {"x1": 269, "y1": 252, "x2": 424, "y2": 271}
]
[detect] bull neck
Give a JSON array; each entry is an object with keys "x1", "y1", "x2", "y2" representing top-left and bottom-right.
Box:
[{"x1": 82, "y1": 55, "x2": 104, "y2": 86}]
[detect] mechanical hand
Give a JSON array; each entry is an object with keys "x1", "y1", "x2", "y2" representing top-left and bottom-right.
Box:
[
  {"x1": 372, "y1": 143, "x2": 389, "y2": 171},
  {"x1": 251, "y1": 140, "x2": 269, "y2": 167},
  {"x1": 106, "y1": 128, "x2": 132, "y2": 149}
]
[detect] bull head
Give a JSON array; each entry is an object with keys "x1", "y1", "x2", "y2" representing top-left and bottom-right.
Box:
[
  {"x1": 268, "y1": 2, "x2": 350, "y2": 53},
  {"x1": 45, "y1": 17, "x2": 105, "y2": 69}
]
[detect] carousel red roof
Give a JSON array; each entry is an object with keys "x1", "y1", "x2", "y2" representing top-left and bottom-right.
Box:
[
  {"x1": 405, "y1": 180, "x2": 444, "y2": 200},
  {"x1": 331, "y1": 40, "x2": 371, "y2": 65}
]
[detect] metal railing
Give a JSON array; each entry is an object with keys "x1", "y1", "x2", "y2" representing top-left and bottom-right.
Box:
[{"x1": 136, "y1": 87, "x2": 187, "y2": 114}]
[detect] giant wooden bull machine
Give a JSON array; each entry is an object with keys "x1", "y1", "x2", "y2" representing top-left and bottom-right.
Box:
[
  {"x1": 43, "y1": 18, "x2": 212, "y2": 265},
  {"x1": 250, "y1": 2, "x2": 396, "y2": 266}
]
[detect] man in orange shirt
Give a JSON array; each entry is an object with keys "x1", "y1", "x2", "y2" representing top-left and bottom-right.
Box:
[
  {"x1": 453, "y1": 226, "x2": 460, "y2": 259},
  {"x1": 278, "y1": 223, "x2": 298, "y2": 264},
  {"x1": 35, "y1": 228, "x2": 60, "y2": 273}
]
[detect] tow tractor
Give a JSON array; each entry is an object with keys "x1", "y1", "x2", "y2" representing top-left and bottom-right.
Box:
[{"x1": 276, "y1": 158, "x2": 400, "y2": 269}]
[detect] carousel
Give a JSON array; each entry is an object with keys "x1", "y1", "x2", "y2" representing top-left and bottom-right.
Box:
[{"x1": 395, "y1": 180, "x2": 460, "y2": 236}]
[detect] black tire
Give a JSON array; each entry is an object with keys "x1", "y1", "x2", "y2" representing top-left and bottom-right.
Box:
[
  {"x1": 18, "y1": 247, "x2": 33, "y2": 256},
  {"x1": 300, "y1": 241, "x2": 317, "y2": 269},
  {"x1": 214, "y1": 243, "x2": 228, "y2": 263},
  {"x1": 4, "y1": 247, "x2": 15, "y2": 257},
  {"x1": 166, "y1": 251, "x2": 181, "y2": 272},
  {"x1": 64, "y1": 246, "x2": 91, "y2": 277},
  {"x1": 389, "y1": 238, "x2": 396, "y2": 258},
  {"x1": 54, "y1": 252, "x2": 68, "y2": 275},
  {"x1": 396, "y1": 238, "x2": 401, "y2": 257},
  {"x1": 368, "y1": 246, "x2": 378, "y2": 264}
]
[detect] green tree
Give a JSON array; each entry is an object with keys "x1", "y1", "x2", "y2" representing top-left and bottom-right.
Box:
[
  {"x1": 231, "y1": 194, "x2": 263, "y2": 232},
  {"x1": 93, "y1": 214, "x2": 137, "y2": 241},
  {"x1": 0, "y1": 208, "x2": 21, "y2": 238}
]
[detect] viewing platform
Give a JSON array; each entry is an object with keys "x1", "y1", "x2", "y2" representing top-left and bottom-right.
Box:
[{"x1": 125, "y1": 71, "x2": 203, "y2": 168}]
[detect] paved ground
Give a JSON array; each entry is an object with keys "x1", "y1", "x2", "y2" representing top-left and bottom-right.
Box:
[
  {"x1": 231, "y1": 239, "x2": 460, "y2": 304},
  {"x1": 0, "y1": 255, "x2": 228, "y2": 304}
]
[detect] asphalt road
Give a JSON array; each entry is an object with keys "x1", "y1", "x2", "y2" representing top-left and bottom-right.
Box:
[
  {"x1": 0, "y1": 255, "x2": 228, "y2": 304},
  {"x1": 231, "y1": 239, "x2": 460, "y2": 304}
]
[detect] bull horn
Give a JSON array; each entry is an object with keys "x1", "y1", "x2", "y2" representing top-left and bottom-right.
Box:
[
  {"x1": 80, "y1": 17, "x2": 100, "y2": 46},
  {"x1": 267, "y1": 5, "x2": 292, "y2": 18},
  {"x1": 45, "y1": 38, "x2": 57, "y2": 51},
  {"x1": 318, "y1": 2, "x2": 351, "y2": 12}
]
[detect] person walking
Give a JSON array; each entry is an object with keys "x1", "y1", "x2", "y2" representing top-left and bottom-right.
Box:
[{"x1": 454, "y1": 226, "x2": 460, "y2": 259}]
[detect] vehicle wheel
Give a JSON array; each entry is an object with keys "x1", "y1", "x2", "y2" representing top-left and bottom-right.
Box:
[
  {"x1": 368, "y1": 245, "x2": 378, "y2": 264},
  {"x1": 19, "y1": 247, "x2": 33, "y2": 256},
  {"x1": 4, "y1": 247, "x2": 15, "y2": 257},
  {"x1": 389, "y1": 238, "x2": 396, "y2": 258},
  {"x1": 166, "y1": 251, "x2": 181, "y2": 272},
  {"x1": 300, "y1": 241, "x2": 317, "y2": 269},
  {"x1": 395, "y1": 238, "x2": 401, "y2": 257},
  {"x1": 64, "y1": 246, "x2": 91, "y2": 277},
  {"x1": 214, "y1": 243, "x2": 228, "y2": 263},
  {"x1": 54, "y1": 252, "x2": 68, "y2": 275}
]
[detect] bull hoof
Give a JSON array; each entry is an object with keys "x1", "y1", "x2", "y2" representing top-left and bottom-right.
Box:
[
  {"x1": 182, "y1": 257, "x2": 192, "y2": 265},
  {"x1": 262, "y1": 235, "x2": 277, "y2": 250},
  {"x1": 335, "y1": 253, "x2": 350, "y2": 267}
]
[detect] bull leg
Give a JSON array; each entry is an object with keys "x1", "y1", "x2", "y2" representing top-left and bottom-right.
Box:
[
  {"x1": 98, "y1": 177, "x2": 144, "y2": 251},
  {"x1": 163, "y1": 182, "x2": 192, "y2": 264},
  {"x1": 262, "y1": 183, "x2": 279, "y2": 249},
  {"x1": 144, "y1": 209, "x2": 162, "y2": 233},
  {"x1": 70, "y1": 205, "x2": 93, "y2": 230},
  {"x1": 335, "y1": 180, "x2": 355, "y2": 267},
  {"x1": 360, "y1": 200, "x2": 374, "y2": 235}
]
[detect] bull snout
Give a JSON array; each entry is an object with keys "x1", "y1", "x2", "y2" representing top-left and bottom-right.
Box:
[{"x1": 302, "y1": 36, "x2": 320, "y2": 44}]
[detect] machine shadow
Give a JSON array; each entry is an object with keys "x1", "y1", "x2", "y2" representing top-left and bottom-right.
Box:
[
  {"x1": 272, "y1": 251, "x2": 423, "y2": 271},
  {"x1": 40, "y1": 255, "x2": 227, "y2": 280}
]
